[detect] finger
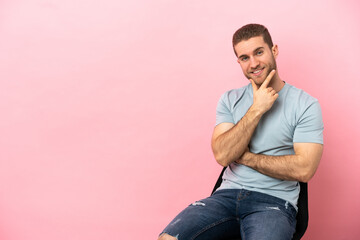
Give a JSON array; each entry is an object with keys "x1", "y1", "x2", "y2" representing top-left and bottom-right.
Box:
[
  {"x1": 250, "y1": 79, "x2": 258, "y2": 91},
  {"x1": 260, "y1": 69, "x2": 276, "y2": 89}
]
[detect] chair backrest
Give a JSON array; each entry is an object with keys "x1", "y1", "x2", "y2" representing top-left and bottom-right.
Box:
[{"x1": 211, "y1": 167, "x2": 308, "y2": 240}]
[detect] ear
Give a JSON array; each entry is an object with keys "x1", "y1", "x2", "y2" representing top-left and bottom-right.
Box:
[{"x1": 272, "y1": 44, "x2": 279, "y2": 59}]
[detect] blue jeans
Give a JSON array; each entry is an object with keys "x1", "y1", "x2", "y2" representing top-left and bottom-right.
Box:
[{"x1": 160, "y1": 189, "x2": 297, "y2": 240}]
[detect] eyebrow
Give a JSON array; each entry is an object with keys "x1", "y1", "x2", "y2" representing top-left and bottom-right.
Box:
[{"x1": 238, "y1": 47, "x2": 265, "y2": 59}]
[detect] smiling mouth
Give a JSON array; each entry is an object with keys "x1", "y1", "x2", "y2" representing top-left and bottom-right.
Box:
[{"x1": 251, "y1": 68, "x2": 265, "y2": 76}]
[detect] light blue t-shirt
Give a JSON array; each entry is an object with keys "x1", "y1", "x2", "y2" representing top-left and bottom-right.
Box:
[{"x1": 215, "y1": 82, "x2": 324, "y2": 210}]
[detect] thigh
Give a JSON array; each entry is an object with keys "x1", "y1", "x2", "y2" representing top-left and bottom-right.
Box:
[
  {"x1": 239, "y1": 192, "x2": 297, "y2": 240},
  {"x1": 160, "y1": 190, "x2": 241, "y2": 240}
]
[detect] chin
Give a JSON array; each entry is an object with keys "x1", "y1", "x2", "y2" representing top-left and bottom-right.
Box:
[
  {"x1": 254, "y1": 80, "x2": 264, "y2": 85},
  {"x1": 253, "y1": 75, "x2": 266, "y2": 83}
]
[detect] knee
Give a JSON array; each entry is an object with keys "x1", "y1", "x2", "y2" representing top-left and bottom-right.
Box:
[{"x1": 158, "y1": 233, "x2": 178, "y2": 240}]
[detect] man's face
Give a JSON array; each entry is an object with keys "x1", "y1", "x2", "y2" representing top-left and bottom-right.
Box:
[{"x1": 234, "y1": 36, "x2": 278, "y2": 86}]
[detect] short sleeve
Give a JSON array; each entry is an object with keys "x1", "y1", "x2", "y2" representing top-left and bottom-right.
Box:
[
  {"x1": 293, "y1": 100, "x2": 324, "y2": 144},
  {"x1": 215, "y1": 93, "x2": 235, "y2": 126}
]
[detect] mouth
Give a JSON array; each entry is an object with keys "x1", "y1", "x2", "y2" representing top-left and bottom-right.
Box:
[{"x1": 251, "y1": 68, "x2": 265, "y2": 77}]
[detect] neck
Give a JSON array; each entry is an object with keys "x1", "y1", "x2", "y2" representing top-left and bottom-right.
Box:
[{"x1": 269, "y1": 72, "x2": 284, "y2": 92}]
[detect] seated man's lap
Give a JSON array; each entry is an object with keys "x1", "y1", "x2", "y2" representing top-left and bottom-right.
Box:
[
  {"x1": 160, "y1": 189, "x2": 240, "y2": 240},
  {"x1": 238, "y1": 190, "x2": 297, "y2": 240},
  {"x1": 159, "y1": 189, "x2": 297, "y2": 240}
]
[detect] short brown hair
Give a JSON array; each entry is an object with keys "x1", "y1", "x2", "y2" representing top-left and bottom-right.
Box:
[{"x1": 232, "y1": 24, "x2": 273, "y2": 56}]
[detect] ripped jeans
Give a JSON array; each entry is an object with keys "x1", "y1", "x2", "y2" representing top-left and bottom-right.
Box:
[{"x1": 159, "y1": 189, "x2": 297, "y2": 240}]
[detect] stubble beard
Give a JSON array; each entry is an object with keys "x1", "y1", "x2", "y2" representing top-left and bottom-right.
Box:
[{"x1": 245, "y1": 56, "x2": 277, "y2": 86}]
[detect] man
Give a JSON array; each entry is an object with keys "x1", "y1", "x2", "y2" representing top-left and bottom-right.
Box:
[{"x1": 158, "y1": 23, "x2": 324, "y2": 240}]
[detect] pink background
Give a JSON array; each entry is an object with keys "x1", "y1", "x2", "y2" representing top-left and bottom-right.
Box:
[{"x1": 0, "y1": 0, "x2": 359, "y2": 239}]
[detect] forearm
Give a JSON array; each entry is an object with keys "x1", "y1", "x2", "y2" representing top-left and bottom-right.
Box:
[
  {"x1": 212, "y1": 70, "x2": 279, "y2": 167},
  {"x1": 212, "y1": 106, "x2": 263, "y2": 166},
  {"x1": 237, "y1": 151, "x2": 317, "y2": 182}
]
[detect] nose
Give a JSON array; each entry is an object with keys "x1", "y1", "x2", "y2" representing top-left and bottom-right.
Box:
[{"x1": 249, "y1": 56, "x2": 260, "y2": 69}]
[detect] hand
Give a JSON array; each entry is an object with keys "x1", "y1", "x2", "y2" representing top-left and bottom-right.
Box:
[{"x1": 250, "y1": 70, "x2": 278, "y2": 114}]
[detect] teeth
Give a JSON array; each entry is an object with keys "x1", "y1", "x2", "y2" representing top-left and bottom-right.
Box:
[{"x1": 252, "y1": 68, "x2": 264, "y2": 74}]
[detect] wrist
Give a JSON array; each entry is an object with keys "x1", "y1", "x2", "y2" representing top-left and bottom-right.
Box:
[
  {"x1": 236, "y1": 149, "x2": 252, "y2": 164},
  {"x1": 242, "y1": 151, "x2": 252, "y2": 161},
  {"x1": 248, "y1": 105, "x2": 264, "y2": 118}
]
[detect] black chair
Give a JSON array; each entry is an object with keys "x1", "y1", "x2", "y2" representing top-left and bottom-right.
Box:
[{"x1": 211, "y1": 167, "x2": 308, "y2": 240}]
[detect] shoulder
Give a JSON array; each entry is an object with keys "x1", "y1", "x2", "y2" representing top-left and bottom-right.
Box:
[
  {"x1": 284, "y1": 83, "x2": 320, "y2": 108},
  {"x1": 283, "y1": 83, "x2": 322, "y2": 124},
  {"x1": 219, "y1": 84, "x2": 252, "y2": 105}
]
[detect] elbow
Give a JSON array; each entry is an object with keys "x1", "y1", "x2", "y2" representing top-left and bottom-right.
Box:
[
  {"x1": 211, "y1": 140, "x2": 230, "y2": 167},
  {"x1": 297, "y1": 169, "x2": 315, "y2": 183},
  {"x1": 298, "y1": 175, "x2": 310, "y2": 183},
  {"x1": 214, "y1": 152, "x2": 231, "y2": 167},
  {"x1": 217, "y1": 160, "x2": 230, "y2": 167}
]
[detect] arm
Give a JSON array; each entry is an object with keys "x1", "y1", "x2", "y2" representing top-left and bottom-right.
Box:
[
  {"x1": 212, "y1": 70, "x2": 278, "y2": 167},
  {"x1": 236, "y1": 142, "x2": 323, "y2": 182},
  {"x1": 211, "y1": 108, "x2": 261, "y2": 167}
]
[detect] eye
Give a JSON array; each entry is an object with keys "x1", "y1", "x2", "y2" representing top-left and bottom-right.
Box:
[
  {"x1": 256, "y1": 50, "x2": 263, "y2": 55},
  {"x1": 240, "y1": 56, "x2": 249, "y2": 62}
]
